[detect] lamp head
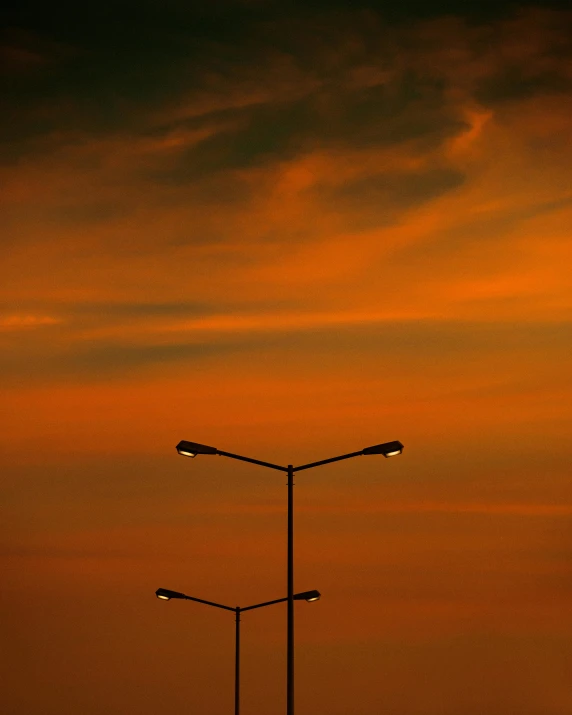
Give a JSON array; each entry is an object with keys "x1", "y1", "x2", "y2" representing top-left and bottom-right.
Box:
[
  {"x1": 294, "y1": 590, "x2": 321, "y2": 602},
  {"x1": 155, "y1": 588, "x2": 186, "y2": 601},
  {"x1": 362, "y1": 440, "x2": 404, "y2": 458},
  {"x1": 176, "y1": 440, "x2": 218, "y2": 458}
]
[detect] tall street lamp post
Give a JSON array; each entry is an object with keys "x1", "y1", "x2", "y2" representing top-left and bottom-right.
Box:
[
  {"x1": 155, "y1": 587, "x2": 321, "y2": 715},
  {"x1": 175, "y1": 438, "x2": 404, "y2": 715}
]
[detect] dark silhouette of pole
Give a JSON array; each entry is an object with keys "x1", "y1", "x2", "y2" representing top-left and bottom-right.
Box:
[
  {"x1": 235, "y1": 608, "x2": 240, "y2": 715},
  {"x1": 287, "y1": 464, "x2": 294, "y2": 715},
  {"x1": 155, "y1": 587, "x2": 321, "y2": 715},
  {"x1": 174, "y1": 439, "x2": 403, "y2": 715}
]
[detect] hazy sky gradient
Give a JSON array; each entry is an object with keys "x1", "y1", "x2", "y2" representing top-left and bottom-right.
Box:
[{"x1": 2, "y1": 1, "x2": 572, "y2": 713}]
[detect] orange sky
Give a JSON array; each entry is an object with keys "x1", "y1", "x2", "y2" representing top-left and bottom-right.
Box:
[{"x1": 2, "y1": 3, "x2": 572, "y2": 714}]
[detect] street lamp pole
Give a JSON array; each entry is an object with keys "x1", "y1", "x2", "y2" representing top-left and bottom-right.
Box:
[
  {"x1": 175, "y1": 439, "x2": 404, "y2": 715},
  {"x1": 235, "y1": 607, "x2": 240, "y2": 715},
  {"x1": 287, "y1": 464, "x2": 294, "y2": 714},
  {"x1": 155, "y1": 588, "x2": 321, "y2": 715}
]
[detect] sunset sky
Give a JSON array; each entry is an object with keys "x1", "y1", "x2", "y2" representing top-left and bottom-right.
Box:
[{"x1": 2, "y1": 1, "x2": 572, "y2": 713}]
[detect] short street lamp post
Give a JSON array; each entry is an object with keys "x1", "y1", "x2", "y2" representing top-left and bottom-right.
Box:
[
  {"x1": 155, "y1": 587, "x2": 321, "y2": 715},
  {"x1": 175, "y1": 438, "x2": 404, "y2": 715}
]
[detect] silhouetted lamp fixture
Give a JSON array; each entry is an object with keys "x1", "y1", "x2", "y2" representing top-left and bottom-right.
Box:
[
  {"x1": 294, "y1": 590, "x2": 320, "y2": 602},
  {"x1": 155, "y1": 588, "x2": 185, "y2": 601},
  {"x1": 174, "y1": 437, "x2": 403, "y2": 715},
  {"x1": 362, "y1": 440, "x2": 404, "y2": 457},
  {"x1": 155, "y1": 587, "x2": 321, "y2": 715},
  {"x1": 176, "y1": 441, "x2": 218, "y2": 458}
]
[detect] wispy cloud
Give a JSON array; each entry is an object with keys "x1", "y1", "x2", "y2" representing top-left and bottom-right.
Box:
[
  {"x1": 173, "y1": 499, "x2": 572, "y2": 517},
  {"x1": 0, "y1": 314, "x2": 62, "y2": 329}
]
